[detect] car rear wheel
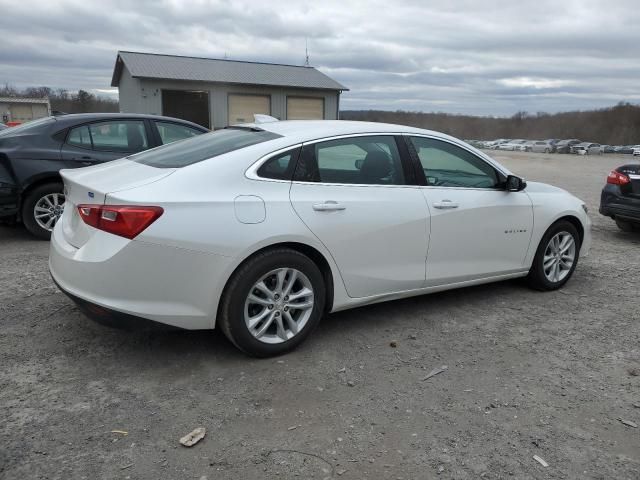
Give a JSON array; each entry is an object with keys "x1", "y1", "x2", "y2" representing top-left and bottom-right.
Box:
[
  {"x1": 218, "y1": 248, "x2": 326, "y2": 357},
  {"x1": 544, "y1": 148, "x2": 550, "y2": 154},
  {"x1": 615, "y1": 219, "x2": 639, "y2": 232},
  {"x1": 22, "y1": 182, "x2": 65, "y2": 240},
  {"x1": 527, "y1": 220, "x2": 580, "y2": 291}
]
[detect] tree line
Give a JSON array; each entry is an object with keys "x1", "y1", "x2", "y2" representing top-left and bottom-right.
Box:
[
  {"x1": 1, "y1": 85, "x2": 119, "y2": 114},
  {"x1": 341, "y1": 103, "x2": 640, "y2": 145}
]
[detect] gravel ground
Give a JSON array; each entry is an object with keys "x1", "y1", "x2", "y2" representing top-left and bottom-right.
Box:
[{"x1": 1, "y1": 152, "x2": 639, "y2": 479}]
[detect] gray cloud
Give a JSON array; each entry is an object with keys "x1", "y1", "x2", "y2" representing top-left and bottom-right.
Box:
[{"x1": 0, "y1": 0, "x2": 638, "y2": 115}]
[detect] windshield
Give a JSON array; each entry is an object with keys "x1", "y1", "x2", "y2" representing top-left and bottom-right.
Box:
[
  {"x1": 130, "y1": 127, "x2": 282, "y2": 168},
  {"x1": 0, "y1": 116, "x2": 55, "y2": 137}
]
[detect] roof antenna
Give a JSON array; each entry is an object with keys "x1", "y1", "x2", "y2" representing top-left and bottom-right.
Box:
[{"x1": 304, "y1": 38, "x2": 310, "y2": 66}]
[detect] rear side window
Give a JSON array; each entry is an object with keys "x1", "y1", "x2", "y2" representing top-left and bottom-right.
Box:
[
  {"x1": 294, "y1": 136, "x2": 405, "y2": 185},
  {"x1": 89, "y1": 121, "x2": 148, "y2": 152},
  {"x1": 131, "y1": 127, "x2": 281, "y2": 168},
  {"x1": 156, "y1": 121, "x2": 204, "y2": 145},
  {"x1": 257, "y1": 148, "x2": 300, "y2": 180},
  {"x1": 66, "y1": 120, "x2": 149, "y2": 153},
  {"x1": 67, "y1": 125, "x2": 92, "y2": 148}
]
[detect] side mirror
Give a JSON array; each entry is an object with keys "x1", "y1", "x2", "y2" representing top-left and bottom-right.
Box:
[{"x1": 506, "y1": 175, "x2": 526, "y2": 192}]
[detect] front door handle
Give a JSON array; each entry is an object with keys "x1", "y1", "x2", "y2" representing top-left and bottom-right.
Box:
[
  {"x1": 433, "y1": 200, "x2": 459, "y2": 209},
  {"x1": 312, "y1": 201, "x2": 346, "y2": 212}
]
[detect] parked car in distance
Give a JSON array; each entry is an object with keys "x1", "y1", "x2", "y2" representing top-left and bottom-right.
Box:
[
  {"x1": 519, "y1": 140, "x2": 536, "y2": 152},
  {"x1": 531, "y1": 140, "x2": 555, "y2": 153},
  {"x1": 49, "y1": 119, "x2": 591, "y2": 357},
  {"x1": 632, "y1": 145, "x2": 640, "y2": 157},
  {"x1": 600, "y1": 164, "x2": 640, "y2": 232},
  {"x1": 571, "y1": 142, "x2": 601, "y2": 155},
  {"x1": 555, "y1": 139, "x2": 581, "y2": 154},
  {"x1": 0, "y1": 113, "x2": 208, "y2": 238},
  {"x1": 484, "y1": 139, "x2": 510, "y2": 149},
  {"x1": 601, "y1": 145, "x2": 616, "y2": 154},
  {"x1": 497, "y1": 139, "x2": 527, "y2": 151},
  {"x1": 615, "y1": 145, "x2": 635, "y2": 154}
]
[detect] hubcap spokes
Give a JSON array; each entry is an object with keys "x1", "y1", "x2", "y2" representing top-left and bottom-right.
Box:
[
  {"x1": 543, "y1": 232, "x2": 576, "y2": 283},
  {"x1": 244, "y1": 268, "x2": 314, "y2": 344},
  {"x1": 34, "y1": 193, "x2": 65, "y2": 231}
]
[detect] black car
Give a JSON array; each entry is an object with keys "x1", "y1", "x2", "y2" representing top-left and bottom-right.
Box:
[
  {"x1": 599, "y1": 164, "x2": 640, "y2": 232},
  {"x1": 555, "y1": 139, "x2": 581, "y2": 154},
  {"x1": 0, "y1": 113, "x2": 208, "y2": 238}
]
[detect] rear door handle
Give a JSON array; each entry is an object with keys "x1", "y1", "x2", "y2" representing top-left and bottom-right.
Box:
[
  {"x1": 433, "y1": 200, "x2": 459, "y2": 209},
  {"x1": 312, "y1": 201, "x2": 346, "y2": 212}
]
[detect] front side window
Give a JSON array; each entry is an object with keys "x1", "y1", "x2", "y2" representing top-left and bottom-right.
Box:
[
  {"x1": 89, "y1": 121, "x2": 148, "y2": 152},
  {"x1": 257, "y1": 148, "x2": 300, "y2": 180},
  {"x1": 409, "y1": 137, "x2": 501, "y2": 189},
  {"x1": 156, "y1": 121, "x2": 204, "y2": 145},
  {"x1": 294, "y1": 135, "x2": 405, "y2": 185}
]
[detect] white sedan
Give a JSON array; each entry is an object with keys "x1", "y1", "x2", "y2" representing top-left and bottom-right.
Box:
[{"x1": 50, "y1": 120, "x2": 591, "y2": 357}]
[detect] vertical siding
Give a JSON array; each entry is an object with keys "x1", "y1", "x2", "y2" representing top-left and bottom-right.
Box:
[
  {"x1": 117, "y1": 65, "x2": 143, "y2": 113},
  {"x1": 117, "y1": 72, "x2": 340, "y2": 128}
]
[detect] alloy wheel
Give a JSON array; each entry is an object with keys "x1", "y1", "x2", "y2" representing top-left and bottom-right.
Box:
[
  {"x1": 542, "y1": 231, "x2": 576, "y2": 283},
  {"x1": 34, "y1": 193, "x2": 65, "y2": 231},
  {"x1": 244, "y1": 268, "x2": 315, "y2": 344}
]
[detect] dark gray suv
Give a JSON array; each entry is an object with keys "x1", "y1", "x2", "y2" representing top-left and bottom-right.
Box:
[{"x1": 0, "y1": 113, "x2": 208, "y2": 238}]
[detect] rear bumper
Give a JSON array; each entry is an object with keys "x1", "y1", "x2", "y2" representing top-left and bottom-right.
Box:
[
  {"x1": 599, "y1": 185, "x2": 640, "y2": 222},
  {"x1": 49, "y1": 223, "x2": 234, "y2": 330},
  {"x1": 0, "y1": 182, "x2": 19, "y2": 217},
  {"x1": 52, "y1": 275, "x2": 180, "y2": 331}
]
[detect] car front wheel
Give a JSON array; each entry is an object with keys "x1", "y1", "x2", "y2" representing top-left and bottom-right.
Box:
[
  {"x1": 22, "y1": 182, "x2": 65, "y2": 240},
  {"x1": 218, "y1": 248, "x2": 326, "y2": 357},
  {"x1": 527, "y1": 220, "x2": 580, "y2": 291}
]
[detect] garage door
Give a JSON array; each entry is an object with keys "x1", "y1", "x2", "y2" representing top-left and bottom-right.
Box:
[
  {"x1": 11, "y1": 105, "x2": 33, "y2": 122},
  {"x1": 228, "y1": 95, "x2": 270, "y2": 125},
  {"x1": 287, "y1": 97, "x2": 324, "y2": 120},
  {"x1": 32, "y1": 104, "x2": 49, "y2": 119}
]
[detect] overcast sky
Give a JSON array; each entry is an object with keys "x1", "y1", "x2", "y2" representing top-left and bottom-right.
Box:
[{"x1": 1, "y1": 0, "x2": 638, "y2": 116}]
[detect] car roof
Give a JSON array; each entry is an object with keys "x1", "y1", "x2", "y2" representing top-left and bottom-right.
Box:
[
  {"x1": 50, "y1": 113, "x2": 208, "y2": 130},
  {"x1": 242, "y1": 120, "x2": 452, "y2": 144}
]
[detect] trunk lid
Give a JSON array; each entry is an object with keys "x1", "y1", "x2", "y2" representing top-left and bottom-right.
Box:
[
  {"x1": 60, "y1": 159, "x2": 175, "y2": 248},
  {"x1": 617, "y1": 164, "x2": 640, "y2": 197}
]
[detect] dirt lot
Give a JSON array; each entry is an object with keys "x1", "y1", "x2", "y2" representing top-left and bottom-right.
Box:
[{"x1": 1, "y1": 152, "x2": 639, "y2": 479}]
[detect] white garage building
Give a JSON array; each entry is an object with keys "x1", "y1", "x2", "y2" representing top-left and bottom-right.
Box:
[
  {"x1": 111, "y1": 51, "x2": 348, "y2": 129},
  {"x1": 0, "y1": 97, "x2": 51, "y2": 125}
]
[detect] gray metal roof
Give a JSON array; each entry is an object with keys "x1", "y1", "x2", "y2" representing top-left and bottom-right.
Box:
[
  {"x1": 0, "y1": 96, "x2": 50, "y2": 105},
  {"x1": 112, "y1": 51, "x2": 348, "y2": 91}
]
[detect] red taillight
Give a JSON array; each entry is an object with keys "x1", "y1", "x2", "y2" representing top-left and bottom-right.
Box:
[
  {"x1": 607, "y1": 170, "x2": 630, "y2": 185},
  {"x1": 77, "y1": 205, "x2": 163, "y2": 239}
]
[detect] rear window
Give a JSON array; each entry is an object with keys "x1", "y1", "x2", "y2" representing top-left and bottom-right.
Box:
[
  {"x1": 0, "y1": 116, "x2": 55, "y2": 137},
  {"x1": 130, "y1": 127, "x2": 281, "y2": 168}
]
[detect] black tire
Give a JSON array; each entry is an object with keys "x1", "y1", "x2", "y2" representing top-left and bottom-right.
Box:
[
  {"x1": 218, "y1": 248, "x2": 326, "y2": 357},
  {"x1": 544, "y1": 148, "x2": 550, "y2": 154},
  {"x1": 615, "y1": 219, "x2": 638, "y2": 232},
  {"x1": 527, "y1": 220, "x2": 580, "y2": 291},
  {"x1": 21, "y1": 182, "x2": 64, "y2": 240}
]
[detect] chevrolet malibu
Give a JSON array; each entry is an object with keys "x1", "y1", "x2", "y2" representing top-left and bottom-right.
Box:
[{"x1": 50, "y1": 120, "x2": 591, "y2": 357}]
